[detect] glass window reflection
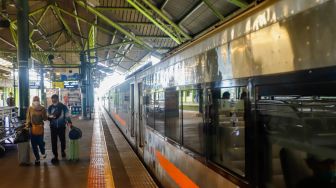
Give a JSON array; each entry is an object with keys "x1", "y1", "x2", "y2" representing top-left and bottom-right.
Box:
[
  {"x1": 258, "y1": 94, "x2": 336, "y2": 188},
  {"x1": 165, "y1": 88, "x2": 181, "y2": 143},
  {"x1": 182, "y1": 89, "x2": 205, "y2": 154},
  {"x1": 209, "y1": 87, "x2": 247, "y2": 176}
]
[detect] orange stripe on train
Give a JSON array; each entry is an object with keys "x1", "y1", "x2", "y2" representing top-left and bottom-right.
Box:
[
  {"x1": 155, "y1": 150, "x2": 199, "y2": 188},
  {"x1": 111, "y1": 112, "x2": 126, "y2": 126}
]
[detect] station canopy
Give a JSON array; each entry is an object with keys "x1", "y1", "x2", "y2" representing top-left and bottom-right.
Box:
[{"x1": 0, "y1": 0, "x2": 256, "y2": 76}]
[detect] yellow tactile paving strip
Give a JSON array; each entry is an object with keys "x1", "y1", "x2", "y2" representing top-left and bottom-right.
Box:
[
  {"x1": 87, "y1": 111, "x2": 115, "y2": 188},
  {"x1": 101, "y1": 107, "x2": 158, "y2": 188}
]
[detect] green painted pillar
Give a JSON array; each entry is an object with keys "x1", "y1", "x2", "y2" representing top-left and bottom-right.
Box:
[{"x1": 16, "y1": 0, "x2": 30, "y2": 120}]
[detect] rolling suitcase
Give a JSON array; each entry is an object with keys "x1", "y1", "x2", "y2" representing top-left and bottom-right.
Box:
[
  {"x1": 68, "y1": 139, "x2": 79, "y2": 161},
  {"x1": 18, "y1": 141, "x2": 30, "y2": 165}
]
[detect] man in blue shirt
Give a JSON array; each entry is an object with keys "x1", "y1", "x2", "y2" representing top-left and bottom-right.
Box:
[{"x1": 48, "y1": 94, "x2": 72, "y2": 164}]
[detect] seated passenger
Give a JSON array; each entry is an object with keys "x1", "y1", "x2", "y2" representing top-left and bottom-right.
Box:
[
  {"x1": 220, "y1": 92, "x2": 232, "y2": 113},
  {"x1": 222, "y1": 91, "x2": 230, "y2": 100},
  {"x1": 297, "y1": 154, "x2": 336, "y2": 188}
]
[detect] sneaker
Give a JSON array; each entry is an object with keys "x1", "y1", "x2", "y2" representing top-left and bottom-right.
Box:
[
  {"x1": 61, "y1": 152, "x2": 66, "y2": 158},
  {"x1": 51, "y1": 157, "x2": 59, "y2": 164},
  {"x1": 35, "y1": 160, "x2": 40, "y2": 166},
  {"x1": 41, "y1": 153, "x2": 47, "y2": 159}
]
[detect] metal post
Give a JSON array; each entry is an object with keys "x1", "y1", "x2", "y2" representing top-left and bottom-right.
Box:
[
  {"x1": 12, "y1": 57, "x2": 16, "y2": 104},
  {"x1": 40, "y1": 68, "x2": 46, "y2": 107},
  {"x1": 80, "y1": 52, "x2": 87, "y2": 118},
  {"x1": 16, "y1": 0, "x2": 30, "y2": 120}
]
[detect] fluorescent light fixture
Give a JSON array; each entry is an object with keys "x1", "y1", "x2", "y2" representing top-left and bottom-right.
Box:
[
  {"x1": 150, "y1": 55, "x2": 160, "y2": 65},
  {"x1": 98, "y1": 62, "x2": 108, "y2": 67}
]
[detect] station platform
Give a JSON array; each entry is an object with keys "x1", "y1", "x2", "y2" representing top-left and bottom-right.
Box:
[{"x1": 0, "y1": 106, "x2": 157, "y2": 188}]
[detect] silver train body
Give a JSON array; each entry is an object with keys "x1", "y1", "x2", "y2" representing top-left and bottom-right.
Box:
[{"x1": 103, "y1": 0, "x2": 336, "y2": 187}]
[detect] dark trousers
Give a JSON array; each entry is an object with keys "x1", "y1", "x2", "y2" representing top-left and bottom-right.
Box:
[
  {"x1": 31, "y1": 135, "x2": 45, "y2": 160},
  {"x1": 50, "y1": 126, "x2": 66, "y2": 158}
]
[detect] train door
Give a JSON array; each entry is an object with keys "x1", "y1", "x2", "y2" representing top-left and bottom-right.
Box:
[
  {"x1": 138, "y1": 82, "x2": 144, "y2": 148},
  {"x1": 130, "y1": 84, "x2": 135, "y2": 137}
]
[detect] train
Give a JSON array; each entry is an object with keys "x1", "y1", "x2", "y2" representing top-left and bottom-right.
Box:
[{"x1": 103, "y1": 0, "x2": 336, "y2": 187}]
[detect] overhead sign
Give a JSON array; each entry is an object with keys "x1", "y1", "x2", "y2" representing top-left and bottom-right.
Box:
[
  {"x1": 29, "y1": 80, "x2": 40, "y2": 89},
  {"x1": 52, "y1": 81, "x2": 64, "y2": 89},
  {"x1": 64, "y1": 81, "x2": 79, "y2": 88}
]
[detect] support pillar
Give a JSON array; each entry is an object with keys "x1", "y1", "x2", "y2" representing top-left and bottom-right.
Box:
[
  {"x1": 80, "y1": 52, "x2": 87, "y2": 119},
  {"x1": 16, "y1": 0, "x2": 30, "y2": 120}
]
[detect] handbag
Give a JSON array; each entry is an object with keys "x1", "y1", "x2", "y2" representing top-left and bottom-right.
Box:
[
  {"x1": 31, "y1": 124, "x2": 44, "y2": 135},
  {"x1": 14, "y1": 128, "x2": 30, "y2": 144},
  {"x1": 69, "y1": 126, "x2": 82, "y2": 140}
]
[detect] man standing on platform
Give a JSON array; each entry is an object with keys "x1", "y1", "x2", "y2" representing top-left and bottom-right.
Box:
[
  {"x1": 6, "y1": 92, "x2": 15, "y2": 107},
  {"x1": 48, "y1": 94, "x2": 72, "y2": 164}
]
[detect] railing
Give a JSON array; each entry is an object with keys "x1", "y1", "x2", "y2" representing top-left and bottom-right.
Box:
[{"x1": 0, "y1": 107, "x2": 20, "y2": 144}]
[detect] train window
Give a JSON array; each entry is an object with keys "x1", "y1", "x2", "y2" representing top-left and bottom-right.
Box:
[
  {"x1": 208, "y1": 86, "x2": 247, "y2": 176},
  {"x1": 165, "y1": 87, "x2": 181, "y2": 143},
  {"x1": 257, "y1": 88, "x2": 336, "y2": 188},
  {"x1": 155, "y1": 92, "x2": 165, "y2": 135},
  {"x1": 182, "y1": 89, "x2": 205, "y2": 154},
  {"x1": 145, "y1": 93, "x2": 155, "y2": 128}
]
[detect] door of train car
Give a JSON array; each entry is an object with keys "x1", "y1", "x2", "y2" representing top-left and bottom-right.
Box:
[
  {"x1": 130, "y1": 84, "x2": 135, "y2": 137},
  {"x1": 138, "y1": 82, "x2": 144, "y2": 150}
]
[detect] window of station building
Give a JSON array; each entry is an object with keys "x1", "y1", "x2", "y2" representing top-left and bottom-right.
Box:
[
  {"x1": 165, "y1": 87, "x2": 181, "y2": 143},
  {"x1": 208, "y1": 86, "x2": 247, "y2": 176},
  {"x1": 155, "y1": 91, "x2": 165, "y2": 135},
  {"x1": 257, "y1": 84, "x2": 336, "y2": 188},
  {"x1": 145, "y1": 92, "x2": 155, "y2": 129},
  {"x1": 182, "y1": 89, "x2": 205, "y2": 154}
]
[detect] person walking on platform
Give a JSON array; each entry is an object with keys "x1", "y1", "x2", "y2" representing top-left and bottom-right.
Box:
[
  {"x1": 6, "y1": 92, "x2": 15, "y2": 107},
  {"x1": 48, "y1": 94, "x2": 72, "y2": 164},
  {"x1": 26, "y1": 96, "x2": 48, "y2": 165}
]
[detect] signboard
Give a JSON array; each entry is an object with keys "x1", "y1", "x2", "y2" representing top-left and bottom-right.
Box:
[
  {"x1": 64, "y1": 81, "x2": 79, "y2": 88},
  {"x1": 52, "y1": 81, "x2": 64, "y2": 88},
  {"x1": 29, "y1": 80, "x2": 40, "y2": 89}
]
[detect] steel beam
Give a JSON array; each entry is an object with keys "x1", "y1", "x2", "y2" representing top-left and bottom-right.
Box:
[
  {"x1": 86, "y1": 41, "x2": 134, "y2": 52},
  {"x1": 34, "y1": 29, "x2": 64, "y2": 44},
  {"x1": 51, "y1": 4, "x2": 82, "y2": 49},
  {"x1": 73, "y1": 1, "x2": 84, "y2": 47},
  {"x1": 138, "y1": 35, "x2": 172, "y2": 40},
  {"x1": 0, "y1": 36, "x2": 15, "y2": 48},
  {"x1": 105, "y1": 30, "x2": 117, "y2": 61},
  {"x1": 127, "y1": 0, "x2": 182, "y2": 44},
  {"x1": 87, "y1": 25, "x2": 97, "y2": 63},
  {"x1": 118, "y1": 22, "x2": 153, "y2": 26},
  {"x1": 56, "y1": 6, "x2": 123, "y2": 42},
  {"x1": 95, "y1": 7, "x2": 135, "y2": 11},
  {"x1": 76, "y1": 1, "x2": 153, "y2": 51},
  {"x1": 202, "y1": 0, "x2": 224, "y2": 20},
  {"x1": 37, "y1": 5, "x2": 51, "y2": 26},
  {"x1": 141, "y1": 0, "x2": 191, "y2": 40},
  {"x1": 54, "y1": 31, "x2": 63, "y2": 47},
  {"x1": 228, "y1": 0, "x2": 248, "y2": 8}
]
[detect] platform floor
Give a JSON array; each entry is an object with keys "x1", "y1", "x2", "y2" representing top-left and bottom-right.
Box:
[{"x1": 0, "y1": 106, "x2": 157, "y2": 188}]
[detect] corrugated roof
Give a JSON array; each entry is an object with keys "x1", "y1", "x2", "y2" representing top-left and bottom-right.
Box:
[{"x1": 0, "y1": 0, "x2": 257, "y2": 76}]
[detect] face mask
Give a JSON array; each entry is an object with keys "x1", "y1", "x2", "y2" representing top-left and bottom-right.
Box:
[{"x1": 33, "y1": 101, "x2": 40, "y2": 106}]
